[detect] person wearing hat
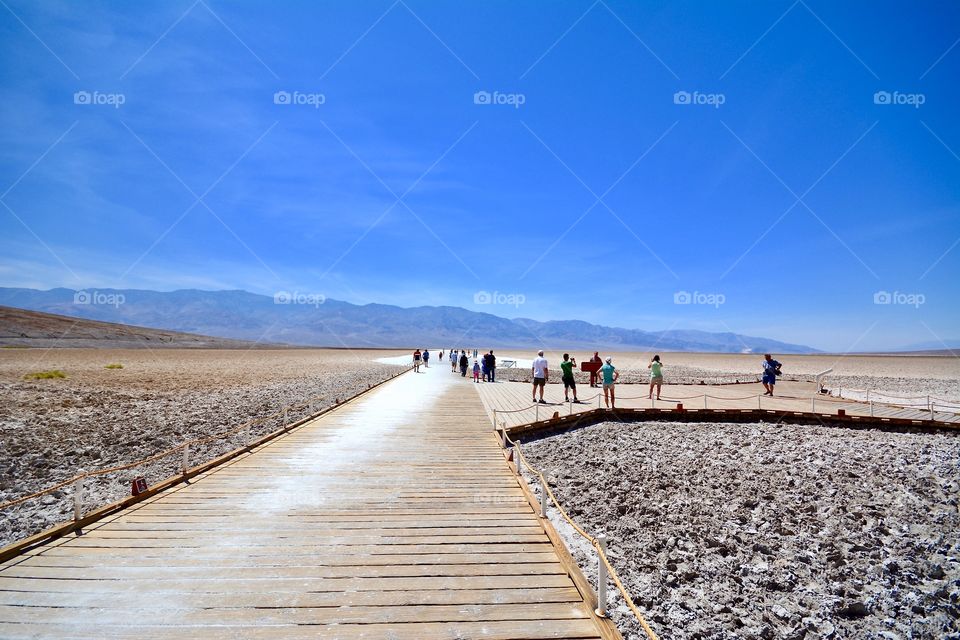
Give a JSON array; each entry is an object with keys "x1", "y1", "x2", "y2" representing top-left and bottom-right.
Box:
[
  {"x1": 531, "y1": 350, "x2": 549, "y2": 403},
  {"x1": 600, "y1": 356, "x2": 619, "y2": 409}
]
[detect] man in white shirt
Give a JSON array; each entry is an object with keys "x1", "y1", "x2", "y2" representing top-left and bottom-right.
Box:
[{"x1": 531, "y1": 350, "x2": 549, "y2": 403}]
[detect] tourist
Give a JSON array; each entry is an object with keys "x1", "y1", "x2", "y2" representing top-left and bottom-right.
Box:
[
  {"x1": 532, "y1": 350, "x2": 548, "y2": 403},
  {"x1": 451, "y1": 349, "x2": 457, "y2": 372},
  {"x1": 439, "y1": 350, "x2": 443, "y2": 362},
  {"x1": 473, "y1": 359, "x2": 481, "y2": 382},
  {"x1": 762, "y1": 353, "x2": 782, "y2": 396},
  {"x1": 423, "y1": 349, "x2": 430, "y2": 368},
  {"x1": 480, "y1": 355, "x2": 488, "y2": 382},
  {"x1": 589, "y1": 351, "x2": 602, "y2": 387},
  {"x1": 459, "y1": 351, "x2": 469, "y2": 377},
  {"x1": 648, "y1": 355, "x2": 663, "y2": 400},
  {"x1": 561, "y1": 353, "x2": 579, "y2": 403},
  {"x1": 413, "y1": 348, "x2": 422, "y2": 373},
  {"x1": 485, "y1": 350, "x2": 497, "y2": 382},
  {"x1": 600, "y1": 357, "x2": 618, "y2": 408}
]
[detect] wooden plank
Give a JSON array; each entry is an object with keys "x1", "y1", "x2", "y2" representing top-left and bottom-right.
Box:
[
  {"x1": 0, "y1": 365, "x2": 610, "y2": 640},
  {"x1": 0, "y1": 619, "x2": 603, "y2": 640}
]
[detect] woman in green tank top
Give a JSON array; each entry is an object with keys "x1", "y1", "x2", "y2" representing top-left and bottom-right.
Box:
[{"x1": 648, "y1": 355, "x2": 663, "y2": 400}]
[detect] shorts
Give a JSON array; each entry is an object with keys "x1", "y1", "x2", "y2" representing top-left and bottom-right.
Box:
[
  {"x1": 762, "y1": 374, "x2": 776, "y2": 385},
  {"x1": 562, "y1": 375, "x2": 576, "y2": 389},
  {"x1": 533, "y1": 377, "x2": 546, "y2": 388},
  {"x1": 650, "y1": 375, "x2": 663, "y2": 384},
  {"x1": 603, "y1": 382, "x2": 615, "y2": 390}
]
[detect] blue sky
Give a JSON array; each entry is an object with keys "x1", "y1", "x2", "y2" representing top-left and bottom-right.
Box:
[{"x1": 0, "y1": 0, "x2": 958, "y2": 351}]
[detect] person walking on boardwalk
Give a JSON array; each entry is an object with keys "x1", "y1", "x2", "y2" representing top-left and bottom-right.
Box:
[
  {"x1": 532, "y1": 350, "x2": 549, "y2": 403},
  {"x1": 761, "y1": 353, "x2": 782, "y2": 396},
  {"x1": 480, "y1": 355, "x2": 488, "y2": 382},
  {"x1": 600, "y1": 357, "x2": 619, "y2": 409},
  {"x1": 439, "y1": 350, "x2": 443, "y2": 362},
  {"x1": 423, "y1": 349, "x2": 430, "y2": 368},
  {"x1": 485, "y1": 350, "x2": 497, "y2": 382},
  {"x1": 589, "y1": 351, "x2": 602, "y2": 387},
  {"x1": 451, "y1": 349, "x2": 457, "y2": 372},
  {"x1": 413, "y1": 348, "x2": 422, "y2": 373},
  {"x1": 459, "y1": 351, "x2": 469, "y2": 377},
  {"x1": 561, "y1": 354, "x2": 579, "y2": 403},
  {"x1": 648, "y1": 355, "x2": 664, "y2": 400},
  {"x1": 473, "y1": 359, "x2": 481, "y2": 382}
]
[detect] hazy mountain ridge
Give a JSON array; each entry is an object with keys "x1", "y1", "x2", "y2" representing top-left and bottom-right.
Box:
[{"x1": 0, "y1": 287, "x2": 819, "y2": 353}]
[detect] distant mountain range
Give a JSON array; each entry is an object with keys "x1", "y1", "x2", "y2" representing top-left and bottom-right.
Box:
[
  {"x1": 0, "y1": 305, "x2": 268, "y2": 349},
  {"x1": 0, "y1": 287, "x2": 819, "y2": 354}
]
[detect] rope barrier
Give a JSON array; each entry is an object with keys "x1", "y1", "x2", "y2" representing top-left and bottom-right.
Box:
[{"x1": 502, "y1": 430, "x2": 659, "y2": 640}]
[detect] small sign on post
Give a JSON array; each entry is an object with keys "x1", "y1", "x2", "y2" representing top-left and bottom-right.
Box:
[{"x1": 131, "y1": 477, "x2": 148, "y2": 496}]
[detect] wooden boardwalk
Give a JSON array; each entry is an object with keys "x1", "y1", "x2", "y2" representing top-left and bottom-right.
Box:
[
  {"x1": 476, "y1": 378, "x2": 960, "y2": 429},
  {"x1": 0, "y1": 365, "x2": 615, "y2": 639}
]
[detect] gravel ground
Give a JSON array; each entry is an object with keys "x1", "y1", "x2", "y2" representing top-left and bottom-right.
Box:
[
  {"x1": 520, "y1": 420, "x2": 960, "y2": 640},
  {"x1": 0, "y1": 349, "x2": 406, "y2": 546}
]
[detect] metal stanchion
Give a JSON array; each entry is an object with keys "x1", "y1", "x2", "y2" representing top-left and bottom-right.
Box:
[{"x1": 595, "y1": 534, "x2": 608, "y2": 617}]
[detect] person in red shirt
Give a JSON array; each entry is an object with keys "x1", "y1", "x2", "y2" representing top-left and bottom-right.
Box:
[{"x1": 589, "y1": 352, "x2": 602, "y2": 387}]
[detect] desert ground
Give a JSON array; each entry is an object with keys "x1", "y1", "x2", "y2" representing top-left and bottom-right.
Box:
[
  {"x1": 485, "y1": 350, "x2": 960, "y2": 402},
  {"x1": 520, "y1": 420, "x2": 960, "y2": 640},
  {"x1": 0, "y1": 348, "x2": 408, "y2": 546}
]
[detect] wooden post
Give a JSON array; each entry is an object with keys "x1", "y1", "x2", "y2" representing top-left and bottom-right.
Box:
[
  {"x1": 703, "y1": 395, "x2": 707, "y2": 410},
  {"x1": 492, "y1": 409, "x2": 498, "y2": 429},
  {"x1": 535, "y1": 403, "x2": 539, "y2": 422},
  {"x1": 870, "y1": 401, "x2": 874, "y2": 417},
  {"x1": 182, "y1": 444, "x2": 190, "y2": 475},
  {"x1": 283, "y1": 406, "x2": 288, "y2": 428},
  {"x1": 539, "y1": 479, "x2": 548, "y2": 518},
  {"x1": 812, "y1": 396, "x2": 816, "y2": 413},
  {"x1": 757, "y1": 394, "x2": 762, "y2": 409},
  {"x1": 72, "y1": 478, "x2": 83, "y2": 522},
  {"x1": 595, "y1": 534, "x2": 608, "y2": 617}
]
